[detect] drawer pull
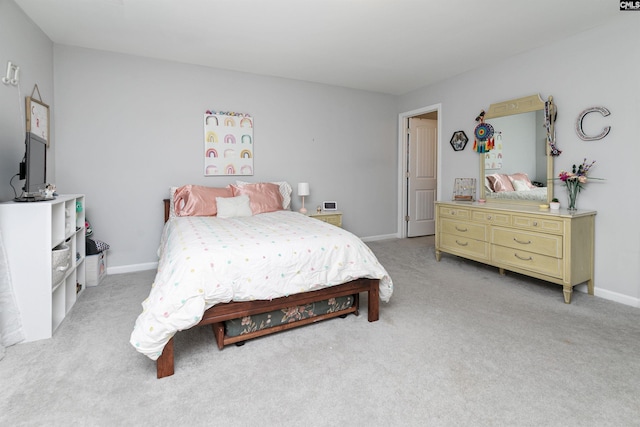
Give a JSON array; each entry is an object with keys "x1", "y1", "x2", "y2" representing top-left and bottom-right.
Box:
[
  {"x1": 455, "y1": 240, "x2": 468, "y2": 247},
  {"x1": 487, "y1": 215, "x2": 492, "y2": 220},
  {"x1": 513, "y1": 237, "x2": 532, "y2": 245},
  {"x1": 514, "y1": 253, "x2": 533, "y2": 261},
  {"x1": 455, "y1": 226, "x2": 468, "y2": 232},
  {"x1": 533, "y1": 221, "x2": 538, "y2": 227}
]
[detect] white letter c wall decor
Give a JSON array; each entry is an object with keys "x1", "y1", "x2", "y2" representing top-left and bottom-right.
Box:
[{"x1": 576, "y1": 106, "x2": 611, "y2": 141}]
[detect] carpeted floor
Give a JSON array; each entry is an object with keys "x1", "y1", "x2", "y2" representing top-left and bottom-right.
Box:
[{"x1": 1, "y1": 236, "x2": 639, "y2": 426}]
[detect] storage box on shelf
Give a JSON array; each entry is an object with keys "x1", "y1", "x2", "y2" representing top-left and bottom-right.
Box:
[
  {"x1": 0, "y1": 194, "x2": 86, "y2": 342},
  {"x1": 86, "y1": 250, "x2": 107, "y2": 286}
]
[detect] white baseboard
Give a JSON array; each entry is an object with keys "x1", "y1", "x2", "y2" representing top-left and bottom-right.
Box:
[
  {"x1": 574, "y1": 284, "x2": 639, "y2": 308},
  {"x1": 107, "y1": 262, "x2": 157, "y2": 275},
  {"x1": 360, "y1": 233, "x2": 399, "y2": 242}
]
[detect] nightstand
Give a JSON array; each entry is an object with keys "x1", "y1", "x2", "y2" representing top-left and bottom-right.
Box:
[{"x1": 309, "y1": 211, "x2": 342, "y2": 228}]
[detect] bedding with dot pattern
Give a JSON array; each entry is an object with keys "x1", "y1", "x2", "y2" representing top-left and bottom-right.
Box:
[{"x1": 130, "y1": 210, "x2": 393, "y2": 360}]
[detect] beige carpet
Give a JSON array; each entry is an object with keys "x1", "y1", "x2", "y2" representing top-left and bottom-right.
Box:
[{"x1": 1, "y1": 236, "x2": 639, "y2": 426}]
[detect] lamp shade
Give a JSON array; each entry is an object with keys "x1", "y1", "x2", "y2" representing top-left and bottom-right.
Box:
[{"x1": 297, "y1": 182, "x2": 310, "y2": 196}]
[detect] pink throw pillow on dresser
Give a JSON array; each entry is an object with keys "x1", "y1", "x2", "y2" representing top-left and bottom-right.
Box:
[
  {"x1": 486, "y1": 174, "x2": 515, "y2": 192},
  {"x1": 508, "y1": 173, "x2": 535, "y2": 189},
  {"x1": 231, "y1": 182, "x2": 284, "y2": 215},
  {"x1": 174, "y1": 185, "x2": 233, "y2": 216}
]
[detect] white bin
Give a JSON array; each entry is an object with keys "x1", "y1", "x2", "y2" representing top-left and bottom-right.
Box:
[
  {"x1": 52, "y1": 244, "x2": 71, "y2": 286},
  {"x1": 86, "y1": 251, "x2": 107, "y2": 286}
]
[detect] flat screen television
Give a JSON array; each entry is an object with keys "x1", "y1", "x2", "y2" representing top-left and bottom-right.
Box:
[{"x1": 15, "y1": 133, "x2": 48, "y2": 202}]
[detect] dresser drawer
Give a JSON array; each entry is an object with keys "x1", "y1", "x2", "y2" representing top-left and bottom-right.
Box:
[
  {"x1": 438, "y1": 206, "x2": 470, "y2": 220},
  {"x1": 492, "y1": 227, "x2": 563, "y2": 258},
  {"x1": 492, "y1": 245, "x2": 562, "y2": 278},
  {"x1": 440, "y1": 218, "x2": 487, "y2": 241},
  {"x1": 315, "y1": 215, "x2": 342, "y2": 227},
  {"x1": 511, "y1": 215, "x2": 563, "y2": 234},
  {"x1": 440, "y1": 232, "x2": 490, "y2": 260},
  {"x1": 471, "y1": 210, "x2": 510, "y2": 226},
  {"x1": 309, "y1": 212, "x2": 342, "y2": 227}
]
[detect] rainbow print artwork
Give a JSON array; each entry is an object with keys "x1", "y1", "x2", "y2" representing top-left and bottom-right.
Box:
[{"x1": 203, "y1": 111, "x2": 253, "y2": 176}]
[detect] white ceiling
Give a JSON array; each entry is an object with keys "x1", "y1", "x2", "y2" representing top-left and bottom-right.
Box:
[{"x1": 15, "y1": 0, "x2": 618, "y2": 95}]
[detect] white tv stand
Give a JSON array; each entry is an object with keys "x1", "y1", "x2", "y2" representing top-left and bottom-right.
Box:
[{"x1": 0, "y1": 194, "x2": 86, "y2": 342}]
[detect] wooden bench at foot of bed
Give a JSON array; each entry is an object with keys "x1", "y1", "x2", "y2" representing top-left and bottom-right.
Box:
[{"x1": 156, "y1": 277, "x2": 380, "y2": 378}]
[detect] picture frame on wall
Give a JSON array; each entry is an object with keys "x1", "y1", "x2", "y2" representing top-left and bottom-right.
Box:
[
  {"x1": 450, "y1": 130, "x2": 468, "y2": 152},
  {"x1": 203, "y1": 111, "x2": 254, "y2": 176},
  {"x1": 26, "y1": 96, "x2": 50, "y2": 147}
]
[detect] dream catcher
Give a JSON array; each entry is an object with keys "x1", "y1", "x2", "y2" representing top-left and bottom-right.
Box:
[{"x1": 472, "y1": 110, "x2": 495, "y2": 153}]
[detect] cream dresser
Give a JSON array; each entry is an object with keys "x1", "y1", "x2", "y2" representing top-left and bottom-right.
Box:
[
  {"x1": 309, "y1": 211, "x2": 342, "y2": 228},
  {"x1": 435, "y1": 201, "x2": 596, "y2": 303}
]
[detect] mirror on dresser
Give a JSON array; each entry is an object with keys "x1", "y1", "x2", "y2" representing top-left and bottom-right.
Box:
[{"x1": 479, "y1": 94, "x2": 555, "y2": 204}]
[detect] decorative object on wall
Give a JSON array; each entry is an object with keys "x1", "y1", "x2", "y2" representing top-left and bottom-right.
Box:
[
  {"x1": 26, "y1": 85, "x2": 49, "y2": 147},
  {"x1": 484, "y1": 132, "x2": 503, "y2": 170},
  {"x1": 472, "y1": 110, "x2": 495, "y2": 153},
  {"x1": 2, "y1": 61, "x2": 19, "y2": 86},
  {"x1": 203, "y1": 110, "x2": 253, "y2": 176},
  {"x1": 576, "y1": 106, "x2": 611, "y2": 141},
  {"x1": 452, "y1": 178, "x2": 476, "y2": 201},
  {"x1": 449, "y1": 130, "x2": 468, "y2": 151},
  {"x1": 297, "y1": 183, "x2": 310, "y2": 213},
  {"x1": 545, "y1": 97, "x2": 561, "y2": 156}
]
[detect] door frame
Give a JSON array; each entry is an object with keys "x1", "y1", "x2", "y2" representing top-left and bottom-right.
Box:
[{"x1": 397, "y1": 103, "x2": 442, "y2": 238}]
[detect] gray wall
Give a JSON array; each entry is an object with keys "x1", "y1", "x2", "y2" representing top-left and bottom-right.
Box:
[
  {"x1": 52, "y1": 46, "x2": 398, "y2": 270},
  {"x1": 398, "y1": 14, "x2": 640, "y2": 306},
  {"x1": 0, "y1": 0, "x2": 53, "y2": 201},
  {"x1": 3, "y1": 0, "x2": 640, "y2": 307}
]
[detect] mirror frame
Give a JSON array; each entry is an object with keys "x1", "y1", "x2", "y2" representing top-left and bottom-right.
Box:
[{"x1": 479, "y1": 94, "x2": 554, "y2": 205}]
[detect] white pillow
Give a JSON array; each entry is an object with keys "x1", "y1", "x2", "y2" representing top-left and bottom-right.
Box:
[
  {"x1": 236, "y1": 180, "x2": 292, "y2": 210},
  {"x1": 169, "y1": 186, "x2": 178, "y2": 218},
  {"x1": 512, "y1": 179, "x2": 531, "y2": 192},
  {"x1": 216, "y1": 195, "x2": 253, "y2": 218},
  {"x1": 484, "y1": 177, "x2": 494, "y2": 193}
]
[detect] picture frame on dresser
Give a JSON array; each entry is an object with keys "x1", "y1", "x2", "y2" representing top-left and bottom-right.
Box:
[{"x1": 323, "y1": 201, "x2": 337, "y2": 211}]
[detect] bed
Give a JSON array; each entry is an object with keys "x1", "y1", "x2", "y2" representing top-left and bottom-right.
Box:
[
  {"x1": 485, "y1": 172, "x2": 547, "y2": 201},
  {"x1": 486, "y1": 186, "x2": 547, "y2": 201},
  {"x1": 130, "y1": 183, "x2": 393, "y2": 378}
]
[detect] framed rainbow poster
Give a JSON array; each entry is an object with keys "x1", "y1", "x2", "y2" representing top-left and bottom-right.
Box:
[{"x1": 204, "y1": 111, "x2": 253, "y2": 176}]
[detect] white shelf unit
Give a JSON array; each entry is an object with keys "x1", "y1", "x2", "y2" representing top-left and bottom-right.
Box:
[{"x1": 0, "y1": 194, "x2": 86, "y2": 342}]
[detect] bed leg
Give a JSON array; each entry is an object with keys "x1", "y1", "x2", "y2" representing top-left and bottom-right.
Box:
[
  {"x1": 353, "y1": 293, "x2": 360, "y2": 316},
  {"x1": 156, "y1": 337, "x2": 175, "y2": 378},
  {"x1": 212, "y1": 322, "x2": 225, "y2": 350},
  {"x1": 368, "y1": 280, "x2": 379, "y2": 322}
]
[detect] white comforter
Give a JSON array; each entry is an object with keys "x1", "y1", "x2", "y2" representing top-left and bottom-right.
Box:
[
  {"x1": 488, "y1": 186, "x2": 547, "y2": 201},
  {"x1": 130, "y1": 210, "x2": 393, "y2": 360}
]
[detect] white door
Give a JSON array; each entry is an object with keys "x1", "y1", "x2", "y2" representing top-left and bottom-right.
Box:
[{"x1": 407, "y1": 118, "x2": 437, "y2": 237}]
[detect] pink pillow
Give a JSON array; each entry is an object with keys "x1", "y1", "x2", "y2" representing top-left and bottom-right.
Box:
[
  {"x1": 174, "y1": 185, "x2": 233, "y2": 216},
  {"x1": 508, "y1": 173, "x2": 535, "y2": 189},
  {"x1": 486, "y1": 174, "x2": 515, "y2": 192},
  {"x1": 231, "y1": 183, "x2": 284, "y2": 215}
]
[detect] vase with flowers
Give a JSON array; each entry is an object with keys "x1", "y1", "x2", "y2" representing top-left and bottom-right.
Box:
[{"x1": 557, "y1": 158, "x2": 603, "y2": 211}]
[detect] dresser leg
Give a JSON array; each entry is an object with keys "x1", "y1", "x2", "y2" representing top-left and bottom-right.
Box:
[
  {"x1": 587, "y1": 279, "x2": 594, "y2": 296},
  {"x1": 435, "y1": 250, "x2": 441, "y2": 262},
  {"x1": 498, "y1": 268, "x2": 505, "y2": 276},
  {"x1": 563, "y1": 285, "x2": 573, "y2": 304}
]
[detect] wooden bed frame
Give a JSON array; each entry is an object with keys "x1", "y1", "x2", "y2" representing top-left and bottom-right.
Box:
[{"x1": 156, "y1": 200, "x2": 380, "y2": 378}]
